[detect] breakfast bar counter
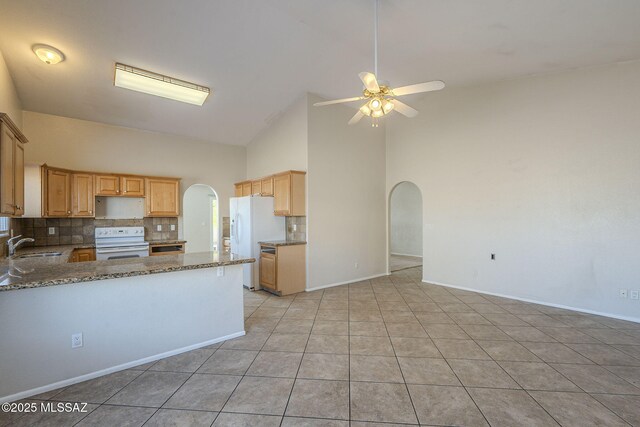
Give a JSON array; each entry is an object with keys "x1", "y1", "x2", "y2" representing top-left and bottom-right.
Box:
[{"x1": 0, "y1": 250, "x2": 254, "y2": 402}]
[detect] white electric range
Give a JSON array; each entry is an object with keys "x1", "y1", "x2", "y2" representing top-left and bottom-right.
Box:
[{"x1": 95, "y1": 227, "x2": 149, "y2": 261}]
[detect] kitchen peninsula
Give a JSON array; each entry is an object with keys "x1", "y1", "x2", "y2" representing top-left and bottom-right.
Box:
[{"x1": 0, "y1": 250, "x2": 254, "y2": 402}]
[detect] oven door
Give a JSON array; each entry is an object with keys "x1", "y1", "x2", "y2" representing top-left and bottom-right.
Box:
[{"x1": 96, "y1": 246, "x2": 149, "y2": 261}]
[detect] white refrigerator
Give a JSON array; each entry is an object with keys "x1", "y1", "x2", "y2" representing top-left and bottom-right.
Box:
[{"x1": 230, "y1": 196, "x2": 286, "y2": 290}]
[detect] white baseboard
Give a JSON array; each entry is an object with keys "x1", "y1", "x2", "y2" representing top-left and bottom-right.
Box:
[
  {"x1": 423, "y1": 279, "x2": 640, "y2": 324},
  {"x1": 306, "y1": 273, "x2": 389, "y2": 292},
  {"x1": 1, "y1": 331, "x2": 245, "y2": 403},
  {"x1": 390, "y1": 253, "x2": 423, "y2": 258}
]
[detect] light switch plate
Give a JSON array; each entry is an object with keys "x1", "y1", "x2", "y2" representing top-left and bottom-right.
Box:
[
  {"x1": 631, "y1": 290, "x2": 639, "y2": 300},
  {"x1": 48, "y1": 227, "x2": 56, "y2": 235},
  {"x1": 156, "y1": 225, "x2": 162, "y2": 232},
  {"x1": 170, "y1": 224, "x2": 176, "y2": 231}
]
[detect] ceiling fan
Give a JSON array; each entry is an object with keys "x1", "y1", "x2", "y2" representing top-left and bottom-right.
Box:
[{"x1": 314, "y1": 0, "x2": 445, "y2": 126}]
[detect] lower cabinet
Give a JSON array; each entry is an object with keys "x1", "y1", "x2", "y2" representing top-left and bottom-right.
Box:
[
  {"x1": 259, "y1": 244, "x2": 306, "y2": 295},
  {"x1": 69, "y1": 248, "x2": 96, "y2": 263}
]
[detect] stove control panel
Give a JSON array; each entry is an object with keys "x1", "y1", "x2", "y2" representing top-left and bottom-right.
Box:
[{"x1": 95, "y1": 227, "x2": 145, "y2": 238}]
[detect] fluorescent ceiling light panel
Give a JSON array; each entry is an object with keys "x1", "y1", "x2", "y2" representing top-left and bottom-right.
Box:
[{"x1": 114, "y1": 63, "x2": 210, "y2": 106}]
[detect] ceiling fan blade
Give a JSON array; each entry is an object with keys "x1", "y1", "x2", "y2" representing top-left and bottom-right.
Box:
[
  {"x1": 313, "y1": 96, "x2": 365, "y2": 107},
  {"x1": 392, "y1": 80, "x2": 445, "y2": 97},
  {"x1": 348, "y1": 110, "x2": 365, "y2": 125},
  {"x1": 358, "y1": 71, "x2": 380, "y2": 93},
  {"x1": 392, "y1": 99, "x2": 418, "y2": 118}
]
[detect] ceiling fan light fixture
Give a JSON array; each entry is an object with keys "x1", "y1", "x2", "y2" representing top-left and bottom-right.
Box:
[
  {"x1": 382, "y1": 99, "x2": 394, "y2": 114},
  {"x1": 359, "y1": 103, "x2": 372, "y2": 116},
  {"x1": 370, "y1": 98, "x2": 381, "y2": 110}
]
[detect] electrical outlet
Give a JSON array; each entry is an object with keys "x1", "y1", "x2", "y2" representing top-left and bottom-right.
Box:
[
  {"x1": 216, "y1": 266, "x2": 224, "y2": 277},
  {"x1": 354, "y1": 262, "x2": 359, "y2": 269},
  {"x1": 71, "y1": 333, "x2": 83, "y2": 349},
  {"x1": 292, "y1": 224, "x2": 297, "y2": 232},
  {"x1": 619, "y1": 289, "x2": 628, "y2": 298},
  {"x1": 156, "y1": 225, "x2": 162, "y2": 232},
  {"x1": 48, "y1": 227, "x2": 56, "y2": 235},
  {"x1": 631, "y1": 290, "x2": 639, "y2": 300},
  {"x1": 170, "y1": 224, "x2": 176, "y2": 231}
]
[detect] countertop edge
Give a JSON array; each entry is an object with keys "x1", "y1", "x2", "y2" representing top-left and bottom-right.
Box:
[
  {"x1": 0, "y1": 257, "x2": 255, "y2": 292},
  {"x1": 258, "y1": 240, "x2": 307, "y2": 247}
]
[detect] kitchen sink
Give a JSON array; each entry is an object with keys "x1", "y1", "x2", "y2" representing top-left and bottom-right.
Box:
[{"x1": 16, "y1": 252, "x2": 63, "y2": 259}]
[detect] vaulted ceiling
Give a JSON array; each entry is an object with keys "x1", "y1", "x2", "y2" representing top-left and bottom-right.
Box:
[{"x1": 1, "y1": 0, "x2": 640, "y2": 145}]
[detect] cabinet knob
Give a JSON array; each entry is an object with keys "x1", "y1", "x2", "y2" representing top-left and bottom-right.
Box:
[
  {"x1": 67, "y1": 211, "x2": 71, "y2": 214},
  {"x1": 124, "y1": 190, "x2": 127, "y2": 193},
  {"x1": 89, "y1": 210, "x2": 93, "y2": 214}
]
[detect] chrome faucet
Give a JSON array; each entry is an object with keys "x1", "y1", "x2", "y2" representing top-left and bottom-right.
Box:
[{"x1": 7, "y1": 235, "x2": 35, "y2": 257}]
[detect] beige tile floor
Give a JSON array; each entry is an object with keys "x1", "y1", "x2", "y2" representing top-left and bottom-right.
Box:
[
  {"x1": 389, "y1": 254, "x2": 422, "y2": 272},
  {"x1": 3, "y1": 266, "x2": 640, "y2": 426}
]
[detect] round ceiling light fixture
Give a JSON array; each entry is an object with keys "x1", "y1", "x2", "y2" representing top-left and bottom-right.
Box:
[{"x1": 32, "y1": 44, "x2": 65, "y2": 65}]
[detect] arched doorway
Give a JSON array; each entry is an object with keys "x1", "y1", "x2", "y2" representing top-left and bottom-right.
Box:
[
  {"x1": 183, "y1": 184, "x2": 219, "y2": 253},
  {"x1": 389, "y1": 181, "x2": 423, "y2": 272}
]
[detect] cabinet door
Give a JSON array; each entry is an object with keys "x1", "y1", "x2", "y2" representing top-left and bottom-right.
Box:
[
  {"x1": 273, "y1": 173, "x2": 291, "y2": 215},
  {"x1": 260, "y1": 252, "x2": 277, "y2": 290},
  {"x1": 13, "y1": 142, "x2": 24, "y2": 216},
  {"x1": 0, "y1": 124, "x2": 15, "y2": 215},
  {"x1": 241, "y1": 182, "x2": 252, "y2": 196},
  {"x1": 145, "y1": 178, "x2": 180, "y2": 217},
  {"x1": 72, "y1": 173, "x2": 95, "y2": 217},
  {"x1": 251, "y1": 180, "x2": 262, "y2": 195},
  {"x1": 76, "y1": 249, "x2": 96, "y2": 262},
  {"x1": 260, "y1": 176, "x2": 273, "y2": 196},
  {"x1": 95, "y1": 175, "x2": 120, "y2": 196},
  {"x1": 46, "y1": 169, "x2": 71, "y2": 217},
  {"x1": 121, "y1": 176, "x2": 145, "y2": 196},
  {"x1": 234, "y1": 184, "x2": 243, "y2": 197}
]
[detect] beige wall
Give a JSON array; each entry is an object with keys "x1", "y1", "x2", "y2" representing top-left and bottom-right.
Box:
[
  {"x1": 246, "y1": 95, "x2": 308, "y2": 178},
  {"x1": 0, "y1": 51, "x2": 22, "y2": 128},
  {"x1": 307, "y1": 94, "x2": 387, "y2": 289},
  {"x1": 22, "y1": 112, "x2": 246, "y2": 219},
  {"x1": 386, "y1": 60, "x2": 640, "y2": 321}
]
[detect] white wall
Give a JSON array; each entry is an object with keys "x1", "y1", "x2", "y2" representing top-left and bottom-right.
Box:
[
  {"x1": 22, "y1": 112, "x2": 246, "y2": 220},
  {"x1": 183, "y1": 184, "x2": 216, "y2": 253},
  {"x1": 246, "y1": 95, "x2": 308, "y2": 178},
  {"x1": 386, "y1": 60, "x2": 640, "y2": 321},
  {"x1": 0, "y1": 267, "x2": 244, "y2": 401},
  {"x1": 390, "y1": 182, "x2": 422, "y2": 257},
  {"x1": 307, "y1": 94, "x2": 387, "y2": 289},
  {"x1": 0, "y1": 51, "x2": 21, "y2": 128}
]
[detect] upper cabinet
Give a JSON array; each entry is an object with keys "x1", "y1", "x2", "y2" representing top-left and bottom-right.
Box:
[
  {"x1": 0, "y1": 113, "x2": 28, "y2": 217},
  {"x1": 234, "y1": 170, "x2": 305, "y2": 216},
  {"x1": 145, "y1": 177, "x2": 180, "y2": 217},
  {"x1": 121, "y1": 176, "x2": 144, "y2": 196},
  {"x1": 260, "y1": 176, "x2": 274, "y2": 196},
  {"x1": 71, "y1": 173, "x2": 94, "y2": 217},
  {"x1": 273, "y1": 171, "x2": 305, "y2": 216},
  {"x1": 42, "y1": 165, "x2": 180, "y2": 218},
  {"x1": 43, "y1": 167, "x2": 71, "y2": 217},
  {"x1": 95, "y1": 175, "x2": 120, "y2": 196}
]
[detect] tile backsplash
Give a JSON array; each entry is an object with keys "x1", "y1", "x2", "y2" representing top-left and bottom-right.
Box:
[
  {"x1": 286, "y1": 216, "x2": 306, "y2": 242},
  {"x1": 11, "y1": 217, "x2": 179, "y2": 247}
]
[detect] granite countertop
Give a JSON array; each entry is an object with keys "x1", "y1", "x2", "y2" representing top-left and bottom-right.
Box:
[
  {"x1": 0, "y1": 245, "x2": 254, "y2": 292},
  {"x1": 259, "y1": 240, "x2": 307, "y2": 246},
  {"x1": 147, "y1": 240, "x2": 187, "y2": 245}
]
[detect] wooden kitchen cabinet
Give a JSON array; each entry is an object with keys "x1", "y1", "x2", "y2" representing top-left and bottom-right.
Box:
[
  {"x1": 145, "y1": 177, "x2": 180, "y2": 217},
  {"x1": 259, "y1": 243, "x2": 306, "y2": 295},
  {"x1": 71, "y1": 173, "x2": 94, "y2": 217},
  {"x1": 121, "y1": 176, "x2": 145, "y2": 196},
  {"x1": 69, "y1": 248, "x2": 96, "y2": 263},
  {"x1": 242, "y1": 181, "x2": 252, "y2": 196},
  {"x1": 260, "y1": 176, "x2": 274, "y2": 196},
  {"x1": 234, "y1": 183, "x2": 243, "y2": 197},
  {"x1": 251, "y1": 180, "x2": 262, "y2": 196},
  {"x1": 43, "y1": 167, "x2": 71, "y2": 217},
  {"x1": 95, "y1": 174, "x2": 120, "y2": 196},
  {"x1": 0, "y1": 113, "x2": 28, "y2": 216},
  {"x1": 273, "y1": 171, "x2": 306, "y2": 216}
]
